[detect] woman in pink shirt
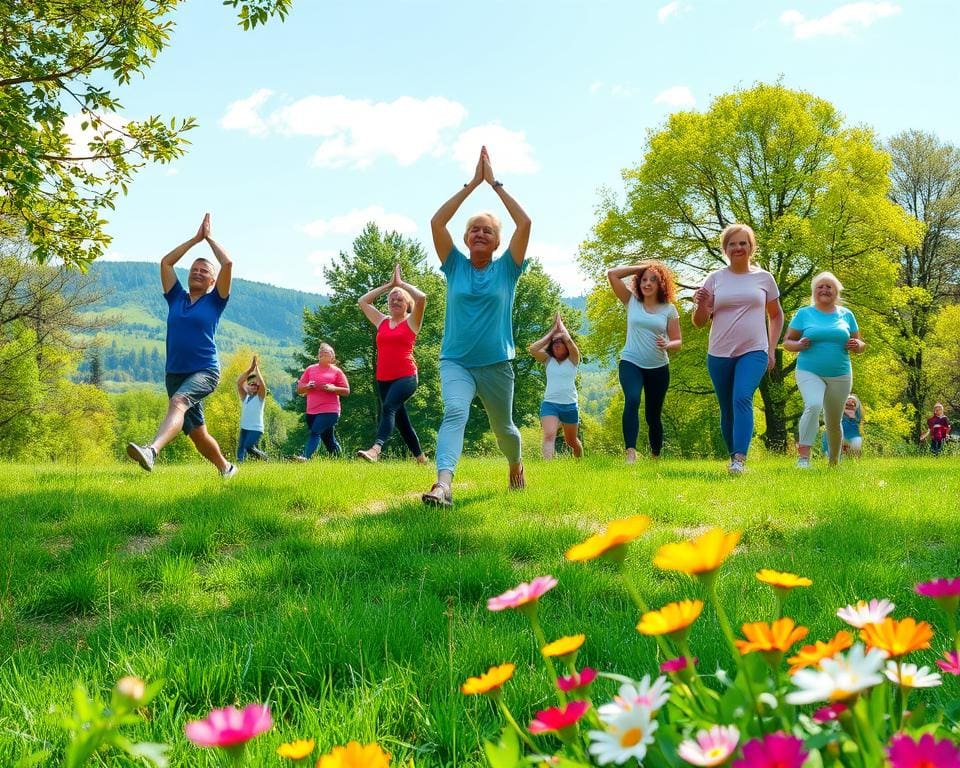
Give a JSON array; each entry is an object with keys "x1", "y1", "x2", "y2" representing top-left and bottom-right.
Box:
[
  {"x1": 294, "y1": 343, "x2": 350, "y2": 460},
  {"x1": 356, "y1": 265, "x2": 428, "y2": 463},
  {"x1": 692, "y1": 223, "x2": 784, "y2": 475}
]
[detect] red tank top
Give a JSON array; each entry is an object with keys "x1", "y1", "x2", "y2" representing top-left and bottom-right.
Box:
[{"x1": 376, "y1": 318, "x2": 417, "y2": 380}]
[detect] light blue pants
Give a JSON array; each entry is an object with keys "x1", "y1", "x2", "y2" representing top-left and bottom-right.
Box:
[
  {"x1": 436, "y1": 360, "x2": 522, "y2": 475},
  {"x1": 706, "y1": 351, "x2": 768, "y2": 457}
]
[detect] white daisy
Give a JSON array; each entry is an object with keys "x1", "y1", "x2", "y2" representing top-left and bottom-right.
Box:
[
  {"x1": 588, "y1": 705, "x2": 658, "y2": 765},
  {"x1": 883, "y1": 661, "x2": 942, "y2": 689},
  {"x1": 598, "y1": 675, "x2": 671, "y2": 721},
  {"x1": 786, "y1": 643, "x2": 887, "y2": 705},
  {"x1": 836, "y1": 598, "x2": 895, "y2": 628}
]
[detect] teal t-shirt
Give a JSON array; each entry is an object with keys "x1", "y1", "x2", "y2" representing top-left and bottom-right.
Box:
[
  {"x1": 440, "y1": 247, "x2": 526, "y2": 366},
  {"x1": 788, "y1": 305, "x2": 859, "y2": 377}
]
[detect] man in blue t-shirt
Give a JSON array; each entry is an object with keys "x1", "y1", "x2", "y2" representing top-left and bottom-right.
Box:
[{"x1": 126, "y1": 214, "x2": 237, "y2": 477}]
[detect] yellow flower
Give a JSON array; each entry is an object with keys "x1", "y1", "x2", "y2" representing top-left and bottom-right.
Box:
[
  {"x1": 860, "y1": 617, "x2": 933, "y2": 658},
  {"x1": 735, "y1": 617, "x2": 809, "y2": 656},
  {"x1": 460, "y1": 663, "x2": 515, "y2": 695},
  {"x1": 756, "y1": 569, "x2": 813, "y2": 590},
  {"x1": 636, "y1": 600, "x2": 704, "y2": 637},
  {"x1": 542, "y1": 634, "x2": 586, "y2": 658},
  {"x1": 787, "y1": 631, "x2": 854, "y2": 674},
  {"x1": 653, "y1": 529, "x2": 741, "y2": 576},
  {"x1": 278, "y1": 739, "x2": 316, "y2": 760},
  {"x1": 316, "y1": 742, "x2": 391, "y2": 768},
  {"x1": 566, "y1": 515, "x2": 651, "y2": 562}
]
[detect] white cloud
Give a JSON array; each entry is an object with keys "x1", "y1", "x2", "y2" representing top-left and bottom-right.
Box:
[
  {"x1": 62, "y1": 112, "x2": 132, "y2": 162},
  {"x1": 589, "y1": 81, "x2": 604, "y2": 94},
  {"x1": 780, "y1": 2, "x2": 901, "y2": 39},
  {"x1": 451, "y1": 124, "x2": 539, "y2": 175},
  {"x1": 653, "y1": 86, "x2": 696, "y2": 109},
  {"x1": 101, "y1": 249, "x2": 143, "y2": 262},
  {"x1": 165, "y1": 167, "x2": 179, "y2": 176},
  {"x1": 588, "y1": 82, "x2": 636, "y2": 98},
  {"x1": 658, "y1": 2, "x2": 691, "y2": 23},
  {"x1": 220, "y1": 88, "x2": 274, "y2": 135},
  {"x1": 527, "y1": 242, "x2": 591, "y2": 296},
  {"x1": 301, "y1": 206, "x2": 418, "y2": 239}
]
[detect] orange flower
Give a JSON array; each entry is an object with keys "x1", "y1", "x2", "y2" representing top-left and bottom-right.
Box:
[
  {"x1": 461, "y1": 663, "x2": 515, "y2": 695},
  {"x1": 278, "y1": 739, "x2": 316, "y2": 760},
  {"x1": 756, "y1": 569, "x2": 813, "y2": 590},
  {"x1": 636, "y1": 600, "x2": 704, "y2": 638},
  {"x1": 565, "y1": 515, "x2": 651, "y2": 562},
  {"x1": 653, "y1": 529, "x2": 741, "y2": 576},
  {"x1": 736, "y1": 617, "x2": 809, "y2": 656},
  {"x1": 787, "y1": 631, "x2": 854, "y2": 674},
  {"x1": 860, "y1": 617, "x2": 933, "y2": 658},
  {"x1": 542, "y1": 634, "x2": 586, "y2": 658},
  {"x1": 316, "y1": 742, "x2": 391, "y2": 768}
]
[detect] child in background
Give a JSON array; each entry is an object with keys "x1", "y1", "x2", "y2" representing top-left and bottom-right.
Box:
[
  {"x1": 920, "y1": 402, "x2": 951, "y2": 456},
  {"x1": 822, "y1": 393, "x2": 863, "y2": 461},
  {"x1": 294, "y1": 343, "x2": 350, "y2": 460},
  {"x1": 236, "y1": 355, "x2": 267, "y2": 461}
]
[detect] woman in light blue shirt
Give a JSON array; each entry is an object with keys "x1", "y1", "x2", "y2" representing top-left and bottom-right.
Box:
[{"x1": 783, "y1": 272, "x2": 865, "y2": 468}]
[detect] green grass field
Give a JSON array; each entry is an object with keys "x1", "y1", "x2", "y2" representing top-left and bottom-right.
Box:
[{"x1": 1, "y1": 457, "x2": 958, "y2": 765}]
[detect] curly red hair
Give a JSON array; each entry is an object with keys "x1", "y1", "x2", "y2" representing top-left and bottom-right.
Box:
[{"x1": 631, "y1": 261, "x2": 677, "y2": 304}]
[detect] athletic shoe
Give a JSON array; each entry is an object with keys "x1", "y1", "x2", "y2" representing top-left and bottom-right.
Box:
[
  {"x1": 291, "y1": 455, "x2": 309, "y2": 463},
  {"x1": 796, "y1": 457, "x2": 811, "y2": 469},
  {"x1": 127, "y1": 442, "x2": 155, "y2": 472},
  {"x1": 248, "y1": 446, "x2": 267, "y2": 461},
  {"x1": 728, "y1": 459, "x2": 745, "y2": 476},
  {"x1": 422, "y1": 482, "x2": 452, "y2": 508},
  {"x1": 221, "y1": 463, "x2": 238, "y2": 479}
]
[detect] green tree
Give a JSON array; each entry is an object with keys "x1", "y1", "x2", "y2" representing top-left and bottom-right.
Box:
[
  {"x1": 579, "y1": 82, "x2": 920, "y2": 452},
  {"x1": 0, "y1": 0, "x2": 290, "y2": 267},
  {"x1": 926, "y1": 304, "x2": 960, "y2": 423}
]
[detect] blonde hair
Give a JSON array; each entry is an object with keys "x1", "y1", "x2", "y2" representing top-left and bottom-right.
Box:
[
  {"x1": 720, "y1": 223, "x2": 757, "y2": 255},
  {"x1": 317, "y1": 343, "x2": 336, "y2": 363},
  {"x1": 464, "y1": 212, "x2": 502, "y2": 240},
  {"x1": 810, "y1": 271, "x2": 844, "y2": 305},
  {"x1": 388, "y1": 287, "x2": 414, "y2": 313}
]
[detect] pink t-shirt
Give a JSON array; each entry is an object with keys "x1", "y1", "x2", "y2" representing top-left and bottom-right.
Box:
[
  {"x1": 702, "y1": 267, "x2": 780, "y2": 357},
  {"x1": 298, "y1": 364, "x2": 349, "y2": 415}
]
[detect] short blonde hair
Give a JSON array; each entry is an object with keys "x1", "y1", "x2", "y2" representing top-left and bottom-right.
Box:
[
  {"x1": 720, "y1": 223, "x2": 757, "y2": 254},
  {"x1": 810, "y1": 271, "x2": 843, "y2": 305},
  {"x1": 388, "y1": 287, "x2": 414, "y2": 313},
  {"x1": 317, "y1": 342, "x2": 336, "y2": 362},
  {"x1": 464, "y1": 212, "x2": 502, "y2": 240}
]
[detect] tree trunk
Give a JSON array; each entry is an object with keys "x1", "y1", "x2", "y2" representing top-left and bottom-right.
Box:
[
  {"x1": 759, "y1": 356, "x2": 789, "y2": 453},
  {"x1": 905, "y1": 350, "x2": 927, "y2": 441}
]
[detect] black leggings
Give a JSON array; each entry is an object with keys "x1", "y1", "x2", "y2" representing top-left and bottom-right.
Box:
[
  {"x1": 619, "y1": 361, "x2": 670, "y2": 455},
  {"x1": 375, "y1": 375, "x2": 422, "y2": 456}
]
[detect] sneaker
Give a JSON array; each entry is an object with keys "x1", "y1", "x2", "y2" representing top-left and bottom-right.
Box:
[
  {"x1": 127, "y1": 442, "x2": 155, "y2": 472},
  {"x1": 796, "y1": 457, "x2": 811, "y2": 469},
  {"x1": 248, "y1": 446, "x2": 267, "y2": 461},
  {"x1": 221, "y1": 463, "x2": 238, "y2": 479},
  {"x1": 422, "y1": 482, "x2": 452, "y2": 508},
  {"x1": 291, "y1": 455, "x2": 309, "y2": 463},
  {"x1": 728, "y1": 459, "x2": 745, "y2": 476}
]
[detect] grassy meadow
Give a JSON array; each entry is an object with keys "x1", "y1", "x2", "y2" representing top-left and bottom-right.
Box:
[{"x1": 0, "y1": 455, "x2": 958, "y2": 765}]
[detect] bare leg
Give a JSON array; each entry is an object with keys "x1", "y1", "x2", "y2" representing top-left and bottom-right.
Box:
[
  {"x1": 509, "y1": 462, "x2": 525, "y2": 490},
  {"x1": 187, "y1": 425, "x2": 230, "y2": 472},
  {"x1": 561, "y1": 422, "x2": 583, "y2": 457},
  {"x1": 540, "y1": 415, "x2": 559, "y2": 459},
  {"x1": 149, "y1": 396, "x2": 190, "y2": 453}
]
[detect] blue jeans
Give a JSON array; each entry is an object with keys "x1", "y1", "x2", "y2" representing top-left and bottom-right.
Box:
[
  {"x1": 618, "y1": 361, "x2": 670, "y2": 455},
  {"x1": 237, "y1": 429, "x2": 263, "y2": 462},
  {"x1": 436, "y1": 360, "x2": 521, "y2": 475},
  {"x1": 375, "y1": 375, "x2": 422, "y2": 455},
  {"x1": 304, "y1": 412, "x2": 340, "y2": 458},
  {"x1": 706, "y1": 351, "x2": 768, "y2": 457}
]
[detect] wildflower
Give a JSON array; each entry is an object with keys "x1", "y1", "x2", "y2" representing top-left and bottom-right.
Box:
[
  {"x1": 557, "y1": 667, "x2": 598, "y2": 693},
  {"x1": 529, "y1": 700, "x2": 591, "y2": 735},
  {"x1": 487, "y1": 576, "x2": 557, "y2": 612},
  {"x1": 565, "y1": 515, "x2": 651, "y2": 562},
  {"x1": 732, "y1": 733, "x2": 807, "y2": 768},
  {"x1": 915, "y1": 577, "x2": 960, "y2": 617},
  {"x1": 599, "y1": 676, "x2": 671, "y2": 719},
  {"x1": 860, "y1": 617, "x2": 933, "y2": 658},
  {"x1": 277, "y1": 739, "x2": 315, "y2": 760},
  {"x1": 677, "y1": 725, "x2": 740, "y2": 767},
  {"x1": 786, "y1": 643, "x2": 886, "y2": 705},
  {"x1": 756, "y1": 569, "x2": 812, "y2": 590},
  {"x1": 883, "y1": 661, "x2": 942, "y2": 689},
  {"x1": 461, "y1": 663, "x2": 515, "y2": 696},
  {"x1": 316, "y1": 742, "x2": 392, "y2": 768},
  {"x1": 114, "y1": 676, "x2": 147, "y2": 706},
  {"x1": 587, "y1": 705, "x2": 657, "y2": 765},
  {"x1": 184, "y1": 703, "x2": 272, "y2": 749},
  {"x1": 936, "y1": 650, "x2": 960, "y2": 675},
  {"x1": 661, "y1": 656, "x2": 697, "y2": 674},
  {"x1": 812, "y1": 703, "x2": 848, "y2": 723},
  {"x1": 887, "y1": 732, "x2": 960, "y2": 768},
  {"x1": 787, "y1": 630, "x2": 853, "y2": 674},
  {"x1": 636, "y1": 599, "x2": 703, "y2": 639},
  {"x1": 653, "y1": 528, "x2": 741, "y2": 576},
  {"x1": 735, "y1": 617, "x2": 809, "y2": 660},
  {"x1": 541, "y1": 634, "x2": 586, "y2": 659},
  {"x1": 836, "y1": 598, "x2": 895, "y2": 628}
]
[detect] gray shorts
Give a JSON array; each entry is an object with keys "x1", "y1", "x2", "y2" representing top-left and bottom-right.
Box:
[{"x1": 165, "y1": 368, "x2": 220, "y2": 435}]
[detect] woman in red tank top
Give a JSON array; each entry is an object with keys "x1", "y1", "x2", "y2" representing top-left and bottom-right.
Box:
[{"x1": 357, "y1": 265, "x2": 428, "y2": 463}]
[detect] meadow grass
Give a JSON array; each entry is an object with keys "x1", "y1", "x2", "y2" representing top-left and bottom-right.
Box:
[{"x1": 0, "y1": 456, "x2": 958, "y2": 765}]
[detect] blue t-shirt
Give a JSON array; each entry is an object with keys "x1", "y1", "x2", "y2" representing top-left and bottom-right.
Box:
[
  {"x1": 164, "y1": 281, "x2": 229, "y2": 374},
  {"x1": 788, "y1": 305, "x2": 859, "y2": 377},
  {"x1": 440, "y1": 247, "x2": 526, "y2": 366}
]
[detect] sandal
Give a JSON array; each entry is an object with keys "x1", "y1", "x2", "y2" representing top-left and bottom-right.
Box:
[
  {"x1": 421, "y1": 482, "x2": 452, "y2": 507},
  {"x1": 357, "y1": 448, "x2": 379, "y2": 463}
]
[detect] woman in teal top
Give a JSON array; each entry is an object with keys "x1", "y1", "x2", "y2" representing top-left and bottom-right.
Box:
[
  {"x1": 421, "y1": 146, "x2": 531, "y2": 507},
  {"x1": 783, "y1": 271, "x2": 865, "y2": 467}
]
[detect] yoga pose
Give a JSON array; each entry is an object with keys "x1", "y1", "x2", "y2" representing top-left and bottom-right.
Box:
[
  {"x1": 293, "y1": 343, "x2": 350, "y2": 460},
  {"x1": 126, "y1": 213, "x2": 236, "y2": 477},
  {"x1": 528, "y1": 312, "x2": 583, "y2": 459},
  {"x1": 236, "y1": 355, "x2": 267, "y2": 462},
  {"x1": 607, "y1": 261, "x2": 682, "y2": 463},
  {"x1": 357, "y1": 265, "x2": 427, "y2": 463},
  {"x1": 421, "y1": 146, "x2": 531, "y2": 507}
]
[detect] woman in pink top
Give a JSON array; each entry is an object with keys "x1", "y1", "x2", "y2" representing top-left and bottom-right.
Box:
[
  {"x1": 692, "y1": 223, "x2": 784, "y2": 475},
  {"x1": 356, "y1": 265, "x2": 428, "y2": 463},
  {"x1": 294, "y1": 342, "x2": 350, "y2": 460}
]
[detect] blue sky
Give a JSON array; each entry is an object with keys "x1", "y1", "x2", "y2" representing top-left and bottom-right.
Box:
[{"x1": 95, "y1": 0, "x2": 960, "y2": 296}]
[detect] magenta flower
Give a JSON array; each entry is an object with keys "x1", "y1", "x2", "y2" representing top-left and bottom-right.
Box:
[
  {"x1": 557, "y1": 667, "x2": 598, "y2": 692},
  {"x1": 888, "y1": 733, "x2": 960, "y2": 767},
  {"x1": 529, "y1": 700, "x2": 590, "y2": 734},
  {"x1": 677, "y1": 724, "x2": 740, "y2": 766},
  {"x1": 732, "y1": 733, "x2": 807, "y2": 768},
  {"x1": 936, "y1": 650, "x2": 960, "y2": 675},
  {"x1": 915, "y1": 577, "x2": 960, "y2": 598},
  {"x1": 661, "y1": 656, "x2": 697, "y2": 674},
  {"x1": 184, "y1": 704, "x2": 272, "y2": 749},
  {"x1": 812, "y1": 702, "x2": 848, "y2": 723},
  {"x1": 487, "y1": 576, "x2": 558, "y2": 612}
]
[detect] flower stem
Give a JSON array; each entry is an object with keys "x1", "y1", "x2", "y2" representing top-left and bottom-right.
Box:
[
  {"x1": 527, "y1": 611, "x2": 565, "y2": 704},
  {"x1": 497, "y1": 698, "x2": 540, "y2": 753}
]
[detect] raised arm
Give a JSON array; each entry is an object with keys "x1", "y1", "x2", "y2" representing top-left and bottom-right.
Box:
[
  {"x1": 483, "y1": 148, "x2": 531, "y2": 266},
  {"x1": 554, "y1": 313, "x2": 580, "y2": 366},
  {"x1": 204, "y1": 216, "x2": 233, "y2": 299},
  {"x1": 607, "y1": 265, "x2": 643, "y2": 305},
  {"x1": 251, "y1": 356, "x2": 266, "y2": 399},
  {"x1": 527, "y1": 315, "x2": 559, "y2": 364},
  {"x1": 357, "y1": 279, "x2": 391, "y2": 328},
  {"x1": 236, "y1": 355, "x2": 257, "y2": 398},
  {"x1": 431, "y1": 152, "x2": 485, "y2": 264},
  {"x1": 395, "y1": 265, "x2": 427, "y2": 334},
  {"x1": 160, "y1": 214, "x2": 206, "y2": 293}
]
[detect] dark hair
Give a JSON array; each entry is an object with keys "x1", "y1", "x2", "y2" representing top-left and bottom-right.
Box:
[
  {"x1": 631, "y1": 261, "x2": 677, "y2": 304},
  {"x1": 546, "y1": 336, "x2": 568, "y2": 359}
]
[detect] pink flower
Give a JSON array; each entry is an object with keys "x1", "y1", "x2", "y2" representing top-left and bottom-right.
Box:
[
  {"x1": 557, "y1": 667, "x2": 598, "y2": 692},
  {"x1": 661, "y1": 656, "x2": 697, "y2": 674},
  {"x1": 836, "y1": 598, "x2": 895, "y2": 628},
  {"x1": 732, "y1": 733, "x2": 807, "y2": 768},
  {"x1": 915, "y1": 577, "x2": 960, "y2": 598},
  {"x1": 487, "y1": 576, "x2": 558, "y2": 612},
  {"x1": 184, "y1": 703, "x2": 272, "y2": 748},
  {"x1": 812, "y1": 702, "x2": 848, "y2": 723},
  {"x1": 677, "y1": 725, "x2": 740, "y2": 766},
  {"x1": 529, "y1": 700, "x2": 591, "y2": 734},
  {"x1": 936, "y1": 650, "x2": 960, "y2": 676},
  {"x1": 888, "y1": 733, "x2": 960, "y2": 767}
]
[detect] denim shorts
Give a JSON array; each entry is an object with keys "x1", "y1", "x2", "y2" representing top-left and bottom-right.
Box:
[
  {"x1": 165, "y1": 368, "x2": 220, "y2": 435},
  {"x1": 539, "y1": 400, "x2": 579, "y2": 424}
]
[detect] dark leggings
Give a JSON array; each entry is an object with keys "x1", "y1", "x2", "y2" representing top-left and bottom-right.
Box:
[
  {"x1": 619, "y1": 360, "x2": 670, "y2": 455},
  {"x1": 305, "y1": 412, "x2": 340, "y2": 458},
  {"x1": 375, "y1": 375, "x2": 422, "y2": 456}
]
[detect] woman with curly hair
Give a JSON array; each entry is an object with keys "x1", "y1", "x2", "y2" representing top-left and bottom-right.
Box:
[{"x1": 607, "y1": 261, "x2": 682, "y2": 462}]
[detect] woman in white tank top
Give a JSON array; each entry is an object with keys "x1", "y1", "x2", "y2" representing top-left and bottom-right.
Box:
[{"x1": 528, "y1": 313, "x2": 583, "y2": 459}]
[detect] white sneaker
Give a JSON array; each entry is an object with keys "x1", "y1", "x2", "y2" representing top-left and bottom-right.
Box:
[
  {"x1": 221, "y1": 463, "x2": 238, "y2": 479},
  {"x1": 796, "y1": 457, "x2": 811, "y2": 469},
  {"x1": 728, "y1": 459, "x2": 745, "y2": 475},
  {"x1": 291, "y1": 455, "x2": 309, "y2": 463}
]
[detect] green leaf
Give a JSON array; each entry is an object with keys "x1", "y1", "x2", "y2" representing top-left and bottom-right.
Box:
[{"x1": 483, "y1": 727, "x2": 524, "y2": 768}]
